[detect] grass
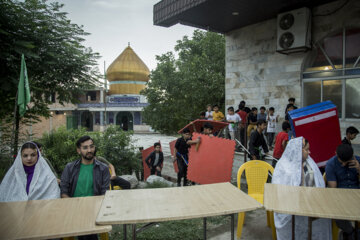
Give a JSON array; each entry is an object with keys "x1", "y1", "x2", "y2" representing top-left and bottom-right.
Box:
[{"x1": 109, "y1": 215, "x2": 230, "y2": 240}]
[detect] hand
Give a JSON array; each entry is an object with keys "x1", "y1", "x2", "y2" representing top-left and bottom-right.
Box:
[
  {"x1": 348, "y1": 158, "x2": 360, "y2": 172},
  {"x1": 110, "y1": 175, "x2": 117, "y2": 180},
  {"x1": 156, "y1": 166, "x2": 161, "y2": 172},
  {"x1": 172, "y1": 155, "x2": 176, "y2": 162}
]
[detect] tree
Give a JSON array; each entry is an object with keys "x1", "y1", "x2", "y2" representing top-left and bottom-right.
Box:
[
  {"x1": 0, "y1": 0, "x2": 100, "y2": 154},
  {"x1": 141, "y1": 30, "x2": 225, "y2": 134}
]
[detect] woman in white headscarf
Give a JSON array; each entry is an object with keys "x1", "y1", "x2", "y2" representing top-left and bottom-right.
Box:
[
  {"x1": 0, "y1": 142, "x2": 60, "y2": 202},
  {"x1": 272, "y1": 137, "x2": 332, "y2": 240}
]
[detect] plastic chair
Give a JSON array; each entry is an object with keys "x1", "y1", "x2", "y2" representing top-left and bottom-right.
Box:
[{"x1": 237, "y1": 160, "x2": 276, "y2": 240}]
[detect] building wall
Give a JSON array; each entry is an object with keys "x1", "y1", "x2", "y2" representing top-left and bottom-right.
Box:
[
  {"x1": 225, "y1": 0, "x2": 360, "y2": 143},
  {"x1": 28, "y1": 112, "x2": 68, "y2": 139}
]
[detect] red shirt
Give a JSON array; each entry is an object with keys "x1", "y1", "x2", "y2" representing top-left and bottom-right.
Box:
[
  {"x1": 237, "y1": 111, "x2": 247, "y2": 126},
  {"x1": 273, "y1": 131, "x2": 288, "y2": 159}
]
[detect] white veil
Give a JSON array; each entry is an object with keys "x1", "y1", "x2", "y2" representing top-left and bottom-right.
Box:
[
  {"x1": 0, "y1": 142, "x2": 60, "y2": 202},
  {"x1": 271, "y1": 137, "x2": 331, "y2": 240}
]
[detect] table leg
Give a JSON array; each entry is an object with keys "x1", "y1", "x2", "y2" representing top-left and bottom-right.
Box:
[
  {"x1": 123, "y1": 224, "x2": 127, "y2": 240},
  {"x1": 132, "y1": 224, "x2": 136, "y2": 240},
  {"x1": 308, "y1": 217, "x2": 312, "y2": 240},
  {"x1": 203, "y1": 217, "x2": 207, "y2": 240},
  {"x1": 355, "y1": 221, "x2": 358, "y2": 240},
  {"x1": 231, "y1": 214, "x2": 235, "y2": 240},
  {"x1": 292, "y1": 215, "x2": 295, "y2": 240}
]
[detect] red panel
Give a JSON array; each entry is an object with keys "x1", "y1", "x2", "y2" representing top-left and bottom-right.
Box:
[
  {"x1": 187, "y1": 133, "x2": 235, "y2": 184},
  {"x1": 169, "y1": 140, "x2": 178, "y2": 173},
  {"x1": 142, "y1": 141, "x2": 162, "y2": 180},
  {"x1": 293, "y1": 108, "x2": 341, "y2": 167}
]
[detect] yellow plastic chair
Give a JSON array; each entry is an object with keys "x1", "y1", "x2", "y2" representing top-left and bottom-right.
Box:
[
  {"x1": 109, "y1": 168, "x2": 122, "y2": 190},
  {"x1": 237, "y1": 160, "x2": 276, "y2": 240}
]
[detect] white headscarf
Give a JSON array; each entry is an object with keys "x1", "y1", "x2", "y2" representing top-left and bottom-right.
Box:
[
  {"x1": 271, "y1": 137, "x2": 331, "y2": 240},
  {"x1": 0, "y1": 142, "x2": 60, "y2": 202}
]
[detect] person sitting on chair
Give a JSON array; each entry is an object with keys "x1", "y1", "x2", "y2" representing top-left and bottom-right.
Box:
[
  {"x1": 325, "y1": 144, "x2": 360, "y2": 239},
  {"x1": 272, "y1": 137, "x2": 331, "y2": 240},
  {"x1": 96, "y1": 155, "x2": 131, "y2": 190},
  {"x1": 0, "y1": 142, "x2": 60, "y2": 202}
]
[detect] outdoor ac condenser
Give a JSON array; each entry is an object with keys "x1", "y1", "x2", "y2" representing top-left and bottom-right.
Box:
[{"x1": 276, "y1": 7, "x2": 311, "y2": 54}]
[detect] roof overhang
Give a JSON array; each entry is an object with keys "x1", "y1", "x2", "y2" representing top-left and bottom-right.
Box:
[{"x1": 154, "y1": 0, "x2": 337, "y2": 33}]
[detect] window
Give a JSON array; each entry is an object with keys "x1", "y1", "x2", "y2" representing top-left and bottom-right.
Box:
[
  {"x1": 302, "y1": 28, "x2": 360, "y2": 119},
  {"x1": 86, "y1": 91, "x2": 97, "y2": 101}
]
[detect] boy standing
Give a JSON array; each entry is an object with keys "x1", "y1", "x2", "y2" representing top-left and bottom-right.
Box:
[
  {"x1": 226, "y1": 106, "x2": 241, "y2": 140},
  {"x1": 212, "y1": 104, "x2": 225, "y2": 121},
  {"x1": 173, "y1": 129, "x2": 200, "y2": 186},
  {"x1": 248, "y1": 119, "x2": 269, "y2": 160},
  {"x1": 273, "y1": 122, "x2": 291, "y2": 167},
  {"x1": 145, "y1": 142, "x2": 164, "y2": 176},
  {"x1": 257, "y1": 106, "x2": 267, "y2": 121},
  {"x1": 266, "y1": 107, "x2": 279, "y2": 150},
  {"x1": 205, "y1": 104, "x2": 213, "y2": 120},
  {"x1": 247, "y1": 107, "x2": 258, "y2": 137},
  {"x1": 342, "y1": 126, "x2": 359, "y2": 146}
]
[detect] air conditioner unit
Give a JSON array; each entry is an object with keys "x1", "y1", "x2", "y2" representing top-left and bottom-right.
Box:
[{"x1": 276, "y1": 7, "x2": 311, "y2": 54}]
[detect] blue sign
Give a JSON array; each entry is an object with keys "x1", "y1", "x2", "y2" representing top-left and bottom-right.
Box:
[{"x1": 108, "y1": 96, "x2": 140, "y2": 103}]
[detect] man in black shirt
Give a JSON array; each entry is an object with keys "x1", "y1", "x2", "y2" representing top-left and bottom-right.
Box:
[
  {"x1": 342, "y1": 126, "x2": 359, "y2": 146},
  {"x1": 173, "y1": 128, "x2": 200, "y2": 186},
  {"x1": 248, "y1": 119, "x2": 269, "y2": 160}
]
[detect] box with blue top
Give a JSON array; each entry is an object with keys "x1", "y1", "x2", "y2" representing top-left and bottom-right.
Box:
[{"x1": 288, "y1": 100, "x2": 341, "y2": 167}]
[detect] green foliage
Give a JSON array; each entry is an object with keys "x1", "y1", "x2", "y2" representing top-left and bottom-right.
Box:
[
  {"x1": 141, "y1": 30, "x2": 225, "y2": 134},
  {"x1": 39, "y1": 126, "x2": 139, "y2": 176},
  {"x1": 39, "y1": 127, "x2": 92, "y2": 174},
  {"x1": 96, "y1": 126, "x2": 140, "y2": 175},
  {"x1": 0, "y1": 0, "x2": 100, "y2": 121}
]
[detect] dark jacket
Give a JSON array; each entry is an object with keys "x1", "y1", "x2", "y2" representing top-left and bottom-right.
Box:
[
  {"x1": 248, "y1": 130, "x2": 269, "y2": 159},
  {"x1": 60, "y1": 159, "x2": 110, "y2": 197},
  {"x1": 145, "y1": 151, "x2": 164, "y2": 168}
]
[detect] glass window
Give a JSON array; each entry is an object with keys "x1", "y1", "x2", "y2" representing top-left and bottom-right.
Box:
[
  {"x1": 303, "y1": 81, "x2": 321, "y2": 107},
  {"x1": 302, "y1": 28, "x2": 360, "y2": 119},
  {"x1": 346, "y1": 78, "x2": 360, "y2": 119},
  {"x1": 323, "y1": 80, "x2": 342, "y2": 118},
  {"x1": 346, "y1": 29, "x2": 360, "y2": 67}
]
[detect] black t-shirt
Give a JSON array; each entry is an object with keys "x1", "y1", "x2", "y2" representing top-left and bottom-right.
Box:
[
  {"x1": 248, "y1": 113, "x2": 257, "y2": 124},
  {"x1": 175, "y1": 137, "x2": 191, "y2": 155},
  {"x1": 342, "y1": 137, "x2": 351, "y2": 146}
]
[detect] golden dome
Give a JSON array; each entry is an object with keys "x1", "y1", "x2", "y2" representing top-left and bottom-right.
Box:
[
  {"x1": 107, "y1": 46, "x2": 150, "y2": 82},
  {"x1": 106, "y1": 46, "x2": 150, "y2": 95}
]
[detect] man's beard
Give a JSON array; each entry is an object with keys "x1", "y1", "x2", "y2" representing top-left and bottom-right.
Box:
[{"x1": 82, "y1": 152, "x2": 94, "y2": 161}]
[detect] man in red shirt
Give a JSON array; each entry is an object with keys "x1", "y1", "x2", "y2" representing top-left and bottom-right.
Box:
[
  {"x1": 237, "y1": 106, "x2": 250, "y2": 149},
  {"x1": 272, "y1": 122, "x2": 291, "y2": 167}
]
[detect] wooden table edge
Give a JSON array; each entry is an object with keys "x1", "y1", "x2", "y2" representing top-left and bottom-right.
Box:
[{"x1": 96, "y1": 206, "x2": 263, "y2": 225}]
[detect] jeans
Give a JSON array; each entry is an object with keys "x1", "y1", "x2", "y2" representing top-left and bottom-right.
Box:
[{"x1": 177, "y1": 157, "x2": 188, "y2": 186}]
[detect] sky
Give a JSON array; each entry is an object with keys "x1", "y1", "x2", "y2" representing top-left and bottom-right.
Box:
[{"x1": 57, "y1": 0, "x2": 197, "y2": 74}]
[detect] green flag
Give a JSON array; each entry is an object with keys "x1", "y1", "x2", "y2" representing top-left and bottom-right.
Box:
[{"x1": 17, "y1": 54, "x2": 30, "y2": 117}]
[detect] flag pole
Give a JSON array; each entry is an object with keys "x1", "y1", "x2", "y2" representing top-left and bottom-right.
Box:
[
  {"x1": 104, "y1": 61, "x2": 107, "y2": 128},
  {"x1": 11, "y1": 90, "x2": 19, "y2": 161}
]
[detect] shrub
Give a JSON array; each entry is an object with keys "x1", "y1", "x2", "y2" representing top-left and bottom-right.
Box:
[
  {"x1": 96, "y1": 125, "x2": 140, "y2": 175},
  {"x1": 39, "y1": 125, "x2": 139, "y2": 176}
]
